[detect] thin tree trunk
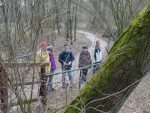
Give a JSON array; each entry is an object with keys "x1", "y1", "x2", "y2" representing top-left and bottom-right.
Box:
[
  {"x1": 55, "y1": 0, "x2": 61, "y2": 35},
  {"x1": 66, "y1": 0, "x2": 70, "y2": 41},
  {"x1": 74, "y1": 3, "x2": 77, "y2": 41},
  {"x1": 68, "y1": 0, "x2": 73, "y2": 44},
  {"x1": 64, "y1": 3, "x2": 150, "y2": 113},
  {"x1": 1, "y1": 0, "x2": 14, "y2": 61}
]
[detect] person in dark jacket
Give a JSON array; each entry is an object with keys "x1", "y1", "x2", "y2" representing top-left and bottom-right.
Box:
[
  {"x1": 93, "y1": 40, "x2": 102, "y2": 74},
  {"x1": 79, "y1": 46, "x2": 92, "y2": 82},
  {"x1": 58, "y1": 44, "x2": 75, "y2": 88}
]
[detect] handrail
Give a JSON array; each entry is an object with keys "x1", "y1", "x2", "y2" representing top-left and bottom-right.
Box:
[{"x1": 47, "y1": 63, "x2": 101, "y2": 76}]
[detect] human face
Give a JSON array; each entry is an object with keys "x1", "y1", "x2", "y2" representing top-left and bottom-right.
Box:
[
  {"x1": 64, "y1": 46, "x2": 69, "y2": 52},
  {"x1": 42, "y1": 46, "x2": 47, "y2": 50},
  {"x1": 83, "y1": 48, "x2": 87, "y2": 52},
  {"x1": 96, "y1": 41, "x2": 100, "y2": 48},
  {"x1": 50, "y1": 48, "x2": 54, "y2": 53},
  {"x1": 40, "y1": 41, "x2": 48, "y2": 50},
  {"x1": 47, "y1": 47, "x2": 54, "y2": 53}
]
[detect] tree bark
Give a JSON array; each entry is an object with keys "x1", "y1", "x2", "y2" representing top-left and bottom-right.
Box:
[
  {"x1": 68, "y1": 0, "x2": 73, "y2": 44},
  {"x1": 66, "y1": 0, "x2": 70, "y2": 41},
  {"x1": 74, "y1": 3, "x2": 78, "y2": 41},
  {"x1": 0, "y1": 57, "x2": 8, "y2": 113},
  {"x1": 64, "y1": 3, "x2": 150, "y2": 113}
]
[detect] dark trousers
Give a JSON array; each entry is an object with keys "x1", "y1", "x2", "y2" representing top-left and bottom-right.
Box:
[
  {"x1": 93, "y1": 62, "x2": 101, "y2": 74},
  {"x1": 39, "y1": 65, "x2": 47, "y2": 105},
  {"x1": 39, "y1": 74, "x2": 47, "y2": 96},
  {"x1": 80, "y1": 69, "x2": 88, "y2": 82}
]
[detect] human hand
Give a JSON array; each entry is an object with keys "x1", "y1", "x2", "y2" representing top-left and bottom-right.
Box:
[
  {"x1": 64, "y1": 62, "x2": 67, "y2": 66},
  {"x1": 68, "y1": 62, "x2": 71, "y2": 65}
]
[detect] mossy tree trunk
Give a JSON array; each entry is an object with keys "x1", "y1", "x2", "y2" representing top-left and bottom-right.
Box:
[{"x1": 64, "y1": 3, "x2": 150, "y2": 113}]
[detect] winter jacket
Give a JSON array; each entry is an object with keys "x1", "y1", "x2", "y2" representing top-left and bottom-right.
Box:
[
  {"x1": 35, "y1": 49, "x2": 50, "y2": 74},
  {"x1": 48, "y1": 53, "x2": 56, "y2": 73},
  {"x1": 58, "y1": 51, "x2": 75, "y2": 68},
  {"x1": 79, "y1": 51, "x2": 92, "y2": 68}
]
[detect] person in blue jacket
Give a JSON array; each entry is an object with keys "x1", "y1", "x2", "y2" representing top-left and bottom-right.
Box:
[{"x1": 58, "y1": 44, "x2": 75, "y2": 88}]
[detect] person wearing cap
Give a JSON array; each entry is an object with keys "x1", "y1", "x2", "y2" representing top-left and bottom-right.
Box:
[
  {"x1": 36, "y1": 41, "x2": 50, "y2": 74},
  {"x1": 79, "y1": 46, "x2": 92, "y2": 83},
  {"x1": 93, "y1": 40, "x2": 102, "y2": 74},
  {"x1": 36, "y1": 41, "x2": 50, "y2": 97},
  {"x1": 58, "y1": 44, "x2": 75, "y2": 88},
  {"x1": 46, "y1": 46, "x2": 56, "y2": 92}
]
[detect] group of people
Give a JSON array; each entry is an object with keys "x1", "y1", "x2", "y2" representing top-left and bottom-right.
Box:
[
  {"x1": 36, "y1": 40, "x2": 102, "y2": 93},
  {"x1": 79, "y1": 40, "x2": 102, "y2": 83}
]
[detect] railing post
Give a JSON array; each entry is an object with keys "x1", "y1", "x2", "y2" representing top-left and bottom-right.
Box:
[
  {"x1": 0, "y1": 65, "x2": 8, "y2": 113},
  {"x1": 39, "y1": 64, "x2": 47, "y2": 106}
]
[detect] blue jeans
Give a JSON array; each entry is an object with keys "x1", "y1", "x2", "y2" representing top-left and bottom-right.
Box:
[
  {"x1": 62, "y1": 67, "x2": 73, "y2": 87},
  {"x1": 47, "y1": 71, "x2": 54, "y2": 92}
]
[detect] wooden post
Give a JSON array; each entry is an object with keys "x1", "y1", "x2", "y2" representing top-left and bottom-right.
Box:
[
  {"x1": 0, "y1": 64, "x2": 8, "y2": 113},
  {"x1": 39, "y1": 64, "x2": 47, "y2": 106}
]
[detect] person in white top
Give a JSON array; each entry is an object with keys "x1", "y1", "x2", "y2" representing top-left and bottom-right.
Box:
[{"x1": 93, "y1": 40, "x2": 102, "y2": 74}]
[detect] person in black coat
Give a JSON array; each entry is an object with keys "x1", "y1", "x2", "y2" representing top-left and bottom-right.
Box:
[
  {"x1": 79, "y1": 46, "x2": 92, "y2": 82},
  {"x1": 58, "y1": 44, "x2": 75, "y2": 88}
]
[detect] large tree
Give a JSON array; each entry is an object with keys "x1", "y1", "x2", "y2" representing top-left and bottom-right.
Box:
[{"x1": 64, "y1": 3, "x2": 150, "y2": 113}]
